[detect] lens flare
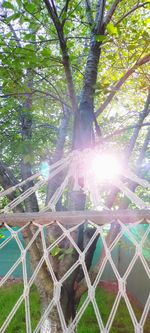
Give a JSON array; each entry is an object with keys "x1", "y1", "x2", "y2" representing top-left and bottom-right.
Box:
[{"x1": 90, "y1": 153, "x2": 122, "y2": 182}]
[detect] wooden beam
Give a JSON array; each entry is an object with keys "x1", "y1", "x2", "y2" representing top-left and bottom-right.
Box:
[{"x1": 0, "y1": 210, "x2": 150, "y2": 226}]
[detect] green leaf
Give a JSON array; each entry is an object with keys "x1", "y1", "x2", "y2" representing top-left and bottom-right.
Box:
[
  {"x1": 58, "y1": 254, "x2": 65, "y2": 261},
  {"x1": 0, "y1": 234, "x2": 5, "y2": 239},
  {"x1": 23, "y1": 33, "x2": 35, "y2": 41},
  {"x1": 95, "y1": 35, "x2": 106, "y2": 42},
  {"x1": 11, "y1": 13, "x2": 20, "y2": 20},
  {"x1": 107, "y1": 23, "x2": 118, "y2": 35},
  {"x1": 5, "y1": 32, "x2": 12, "y2": 38},
  {"x1": 16, "y1": 0, "x2": 22, "y2": 6},
  {"x1": 2, "y1": 1, "x2": 14, "y2": 10},
  {"x1": 143, "y1": 18, "x2": 150, "y2": 28},
  {"x1": 127, "y1": 44, "x2": 136, "y2": 51},
  {"x1": 39, "y1": 35, "x2": 45, "y2": 41},
  {"x1": 42, "y1": 48, "x2": 51, "y2": 57},
  {"x1": 25, "y1": 3, "x2": 37, "y2": 13},
  {"x1": 142, "y1": 31, "x2": 149, "y2": 40},
  {"x1": 107, "y1": 54, "x2": 115, "y2": 60},
  {"x1": 61, "y1": 12, "x2": 67, "y2": 21},
  {"x1": 51, "y1": 245, "x2": 61, "y2": 257},
  {"x1": 64, "y1": 248, "x2": 73, "y2": 255},
  {"x1": 5, "y1": 13, "x2": 20, "y2": 22}
]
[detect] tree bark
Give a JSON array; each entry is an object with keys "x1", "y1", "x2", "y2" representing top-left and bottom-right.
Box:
[
  {"x1": 46, "y1": 107, "x2": 70, "y2": 206},
  {"x1": 0, "y1": 161, "x2": 24, "y2": 213},
  {"x1": 18, "y1": 67, "x2": 62, "y2": 331}
]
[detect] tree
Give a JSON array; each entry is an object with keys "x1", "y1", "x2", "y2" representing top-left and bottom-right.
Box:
[{"x1": 0, "y1": 0, "x2": 150, "y2": 332}]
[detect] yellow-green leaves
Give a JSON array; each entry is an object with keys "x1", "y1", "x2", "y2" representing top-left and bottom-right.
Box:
[
  {"x1": 107, "y1": 23, "x2": 118, "y2": 36},
  {"x1": 51, "y1": 245, "x2": 61, "y2": 257}
]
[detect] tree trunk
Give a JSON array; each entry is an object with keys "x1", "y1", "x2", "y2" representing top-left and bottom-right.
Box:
[{"x1": 17, "y1": 68, "x2": 62, "y2": 332}]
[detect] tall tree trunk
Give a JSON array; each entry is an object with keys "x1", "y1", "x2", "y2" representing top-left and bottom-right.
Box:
[
  {"x1": 18, "y1": 68, "x2": 63, "y2": 332},
  {"x1": 58, "y1": 1, "x2": 107, "y2": 323},
  {"x1": 46, "y1": 107, "x2": 70, "y2": 207}
]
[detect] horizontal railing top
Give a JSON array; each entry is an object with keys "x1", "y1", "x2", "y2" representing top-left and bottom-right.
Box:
[{"x1": 0, "y1": 209, "x2": 150, "y2": 226}]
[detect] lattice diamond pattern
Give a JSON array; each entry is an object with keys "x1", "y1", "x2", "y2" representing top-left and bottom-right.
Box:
[{"x1": 0, "y1": 218, "x2": 150, "y2": 333}]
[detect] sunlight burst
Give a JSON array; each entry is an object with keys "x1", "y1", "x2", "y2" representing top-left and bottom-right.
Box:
[{"x1": 90, "y1": 153, "x2": 122, "y2": 182}]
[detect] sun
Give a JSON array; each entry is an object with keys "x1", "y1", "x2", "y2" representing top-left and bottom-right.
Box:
[{"x1": 90, "y1": 152, "x2": 122, "y2": 183}]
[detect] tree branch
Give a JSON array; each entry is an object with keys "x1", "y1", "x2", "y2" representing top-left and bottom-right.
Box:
[
  {"x1": 60, "y1": 0, "x2": 71, "y2": 26},
  {"x1": 44, "y1": 0, "x2": 78, "y2": 114},
  {"x1": 33, "y1": 70, "x2": 67, "y2": 107},
  {"x1": 95, "y1": 0, "x2": 106, "y2": 33},
  {"x1": 125, "y1": 91, "x2": 150, "y2": 156},
  {"x1": 103, "y1": 0, "x2": 122, "y2": 26},
  {"x1": 119, "y1": 128, "x2": 150, "y2": 209},
  {"x1": 0, "y1": 161, "x2": 20, "y2": 190},
  {"x1": 103, "y1": 122, "x2": 150, "y2": 142},
  {"x1": 51, "y1": 0, "x2": 58, "y2": 17},
  {"x1": 0, "y1": 90, "x2": 69, "y2": 107},
  {"x1": 0, "y1": 161, "x2": 24, "y2": 212},
  {"x1": 7, "y1": 22, "x2": 21, "y2": 47},
  {"x1": 115, "y1": 2, "x2": 149, "y2": 26},
  {"x1": 105, "y1": 90, "x2": 150, "y2": 208},
  {"x1": 95, "y1": 53, "x2": 150, "y2": 117},
  {"x1": 32, "y1": 123, "x2": 58, "y2": 131},
  {"x1": 84, "y1": 0, "x2": 94, "y2": 27}
]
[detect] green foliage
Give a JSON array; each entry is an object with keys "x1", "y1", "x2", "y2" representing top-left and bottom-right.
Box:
[
  {"x1": 58, "y1": 247, "x2": 74, "y2": 261},
  {"x1": 51, "y1": 244, "x2": 62, "y2": 257},
  {"x1": 106, "y1": 23, "x2": 118, "y2": 36},
  {"x1": 50, "y1": 244, "x2": 73, "y2": 260},
  {"x1": 2, "y1": 1, "x2": 14, "y2": 10},
  {"x1": 0, "y1": 0, "x2": 149, "y2": 203}
]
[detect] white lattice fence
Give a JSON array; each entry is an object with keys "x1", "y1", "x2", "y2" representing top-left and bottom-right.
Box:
[{"x1": 0, "y1": 211, "x2": 150, "y2": 333}]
